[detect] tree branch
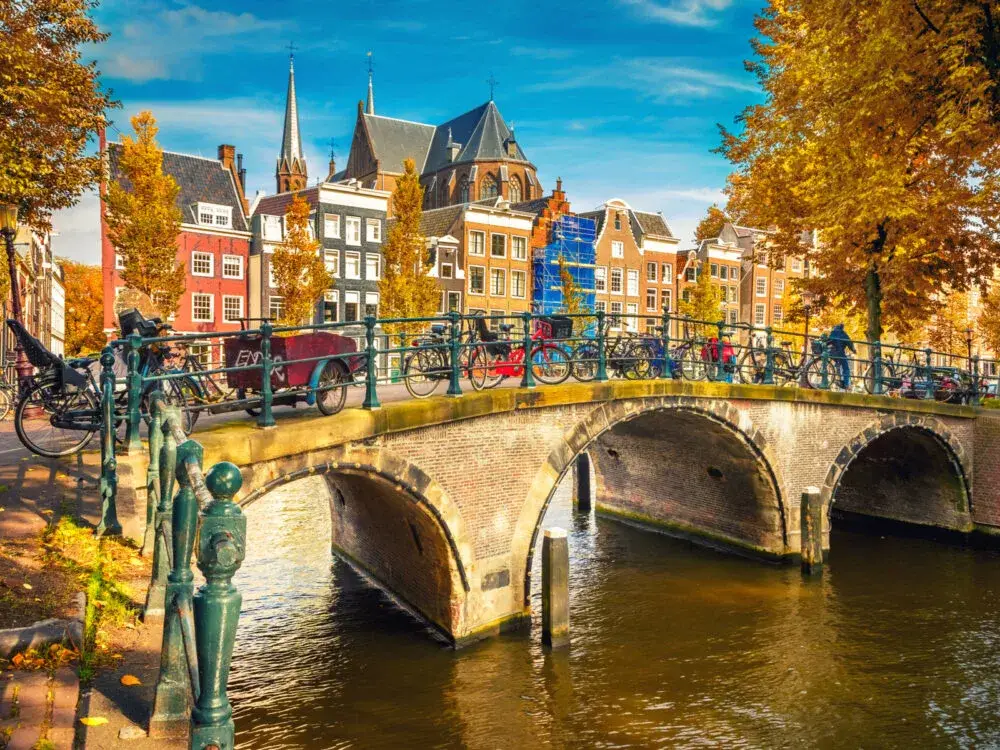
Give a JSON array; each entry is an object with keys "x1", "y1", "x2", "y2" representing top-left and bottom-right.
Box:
[{"x1": 914, "y1": 1, "x2": 941, "y2": 34}]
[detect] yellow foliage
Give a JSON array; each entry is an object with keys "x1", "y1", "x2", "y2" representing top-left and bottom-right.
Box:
[
  {"x1": 271, "y1": 194, "x2": 331, "y2": 327},
  {"x1": 61, "y1": 259, "x2": 106, "y2": 355},
  {"x1": 378, "y1": 158, "x2": 439, "y2": 336},
  {"x1": 678, "y1": 267, "x2": 724, "y2": 336},
  {"x1": 694, "y1": 204, "x2": 729, "y2": 242},
  {"x1": 104, "y1": 112, "x2": 185, "y2": 318}
]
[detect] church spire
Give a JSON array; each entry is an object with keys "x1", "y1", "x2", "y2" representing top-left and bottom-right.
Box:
[
  {"x1": 276, "y1": 49, "x2": 307, "y2": 193},
  {"x1": 365, "y1": 51, "x2": 375, "y2": 115}
]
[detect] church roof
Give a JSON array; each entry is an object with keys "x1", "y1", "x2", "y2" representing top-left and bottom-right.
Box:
[
  {"x1": 360, "y1": 114, "x2": 435, "y2": 175},
  {"x1": 108, "y1": 143, "x2": 249, "y2": 232},
  {"x1": 359, "y1": 100, "x2": 529, "y2": 176},
  {"x1": 278, "y1": 58, "x2": 305, "y2": 172}
]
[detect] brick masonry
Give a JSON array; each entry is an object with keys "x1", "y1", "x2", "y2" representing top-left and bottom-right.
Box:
[{"x1": 123, "y1": 382, "x2": 988, "y2": 645}]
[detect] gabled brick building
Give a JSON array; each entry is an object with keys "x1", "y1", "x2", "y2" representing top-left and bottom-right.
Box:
[{"x1": 100, "y1": 136, "x2": 252, "y2": 356}]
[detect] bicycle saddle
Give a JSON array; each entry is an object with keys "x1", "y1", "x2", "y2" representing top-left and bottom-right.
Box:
[
  {"x1": 430, "y1": 324, "x2": 446, "y2": 335},
  {"x1": 499, "y1": 324, "x2": 513, "y2": 333},
  {"x1": 67, "y1": 356, "x2": 97, "y2": 369}
]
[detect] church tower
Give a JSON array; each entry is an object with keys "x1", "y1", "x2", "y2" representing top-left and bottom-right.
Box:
[
  {"x1": 365, "y1": 52, "x2": 375, "y2": 115},
  {"x1": 276, "y1": 54, "x2": 307, "y2": 193}
]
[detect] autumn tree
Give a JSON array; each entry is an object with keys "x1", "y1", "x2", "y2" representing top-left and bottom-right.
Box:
[
  {"x1": 694, "y1": 204, "x2": 729, "y2": 242},
  {"x1": 60, "y1": 260, "x2": 105, "y2": 355},
  {"x1": 557, "y1": 254, "x2": 593, "y2": 329},
  {"x1": 0, "y1": 1, "x2": 114, "y2": 231},
  {"x1": 978, "y1": 286, "x2": 1000, "y2": 357},
  {"x1": 104, "y1": 112, "x2": 185, "y2": 317},
  {"x1": 721, "y1": 0, "x2": 1000, "y2": 346},
  {"x1": 378, "y1": 158, "x2": 438, "y2": 335},
  {"x1": 270, "y1": 193, "x2": 331, "y2": 327},
  {"x1": 678, "y1": 265, "x2": 723, "y2": 335}
]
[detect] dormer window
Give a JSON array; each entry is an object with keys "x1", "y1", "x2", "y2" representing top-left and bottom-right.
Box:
[
  {"x1": 262, "y1": 215, "x2": 282, "y2": 241},
  {"x1": 196, "y1": 202, "x2": 231, "y2": 228}
]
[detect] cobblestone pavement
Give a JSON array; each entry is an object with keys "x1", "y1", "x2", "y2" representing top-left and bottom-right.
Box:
[{"x1": 0, "y1": 667, "x2": 79, "y2": 749}]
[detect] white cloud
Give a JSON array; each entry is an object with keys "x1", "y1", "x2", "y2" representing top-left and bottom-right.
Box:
[
  {"x1": 99, "y1": 3, "x2": 293, "y2": 82},
  {"x1": 523, "y1": 57, "x2": 757, "y2": 100},
  {"x1": 619, "y1": 0, "x2": 732, "y2": 27},
  {"x1": 51, "y1": 191, "x2": 101, "y2": 265},
  {"x1": 657, "y1": 187, "x2": 727, "y2": 203},
  {"x1": 510, "y1": 46, "x2": 574, "y2": 60}
]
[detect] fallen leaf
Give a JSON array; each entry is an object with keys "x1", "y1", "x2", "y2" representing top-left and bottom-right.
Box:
[
  {"x1": 11, "y1": 653, "x2": 23, "y2": 667},
  {"x1": 80, "y1": 717, "x2": 108, "y2": 727},
  {"x1": 120, "y1": 674, "x2": 141, "y2": 686},
  {"x1": 22, "y1": 583, "x2": 32, "y2": 590},
  {"x1": 0, "y1": 484, "x2": 9, "y2": 492}
]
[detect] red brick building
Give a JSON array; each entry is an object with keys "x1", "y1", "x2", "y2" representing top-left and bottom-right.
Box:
[{"x1": 101, "y1": 136, "x2": 252, "y2": 355}]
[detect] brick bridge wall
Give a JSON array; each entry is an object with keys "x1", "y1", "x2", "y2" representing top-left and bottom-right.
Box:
[{"x1": 119, "y1": 382, "x2": 994, "y2": 647}]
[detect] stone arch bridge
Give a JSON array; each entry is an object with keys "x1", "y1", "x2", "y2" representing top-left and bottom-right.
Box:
[{"x1": 118, "y1": 381, "x2": 1000, "y2": 647}]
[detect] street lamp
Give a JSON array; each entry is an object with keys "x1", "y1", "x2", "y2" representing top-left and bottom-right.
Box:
[
  {"x1": 966, "y1": 326, "x2": 974, "y2": 368},
  {"x1": 0, "y1": 203, "x2": 32, "y2": 395},
  {"x1": 799, "y1": 289, "x2": 816, "y2": 386}
]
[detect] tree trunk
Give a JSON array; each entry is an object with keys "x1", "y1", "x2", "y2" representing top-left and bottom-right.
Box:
[{"x1": 864, "y1": 263, "x2": 882, "y2": 344}]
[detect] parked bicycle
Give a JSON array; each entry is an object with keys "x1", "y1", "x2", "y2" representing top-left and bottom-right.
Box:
[{"x1": 467, "y1": 315, "x2": 572, "y2": 389}]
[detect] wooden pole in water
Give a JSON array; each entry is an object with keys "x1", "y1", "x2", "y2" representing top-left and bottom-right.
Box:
[
  {"x1": 573, "y1": 453, "x2": 591, "y2": 513},
  {"x1": 800, "y1": 487, "x2": 824, "y2": 576},
  {"x1": 542, "y1": 527, "x2": 570, "y2": 648}
]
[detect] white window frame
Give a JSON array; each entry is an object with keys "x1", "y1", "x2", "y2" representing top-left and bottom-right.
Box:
[
  {"x1": 344, "y1": 290, "x2": 360, "y2": 322},
  {"x1": 511, "y1": 270, "x2": 526, "y2": 299},
  {"x1": 324, "y1": 213, "x2": 341, "y2": 239},
  {"x1": 345, "y1": 251, "x2": 361, "y2": 280},
  {"x1": 595, "y1": 300, "x2": 607, "y2": 314},
  {"x1": 268, "y1": 263, "x2": 277, "y2": 289},
  {"x1": 268, "y1": 295, "x2": 284, "y2": 320},
  {"x1": 262, "y1": 215, "x2": 282, "y2": 241},
  {"x1": 610, "y1": 268, "x2": 623, "y2": 295},
  {"x1": 646, "y1": 262, "x2": 657, "y2": 283},
  {"x1": 611, "y1": 240, "x2": 624, "y2": 258},
  {"x1": 468, "y1": 231, "x2": 486, "y2": 257},
  {"x1": 345, "y1": 216, "x2": 362, "y2": 246},
  {"x1": 512, "y1": 235, "x2": 528, "y2": 261},
  {"x1": 710, "y1": 263, "x2": 719, "y2": 278},
  {"x1": 222, "y1": 295, "x2": 243, "y2": 323},
  {"x1": 774, "y1": 278, "x2": 785, "y2": 297},
  {"x1": 469, "y1": 264, "x2": 486, "y2": 295},
  {"x1": 191, "y1": 293, "x2": 214, "y2": 322},
  {"x1": 114, "y1": 253, "x2": 125, "y2": 270},
  {"x1": 197, "y1": 202, "x2": 231, "y2": 228},
  {"x1": 324, "y1": 249, "x2": 340, "y2": 278},
  {"x1": 366, "y1": 218, "x2": 382, "y2": 243},
  {"x1": 191, "y1": 251, "x2": 214, "y2": 277},
  {"x1": 773, "y1": 304, "x2": 783, "y2": 323},
  {"x1": 626, "y1": 269, "x2": 639, "y2": 297},
  {"x1": 595, "y1": 266, "x2": 607, "y2": 293},
  {"x1": 222, "y1": 254, "x2": 243, "y2": 280},
  {"x1": 490, "y1": 267, "x2": 506, "y2": 296},
  {"x1": 646, "y1": 288, "x2": 657, "y2": 312},
  {"x1": 662, "y1": 263, "x2": 672, "y2": 281},
  {"x1": 626, "y1": 302, "x2": 639, "y2": 332},
  {"x1": 324, "y1": 290, "x2": 339, "y2": 322},
  {"x1": 791, "y1": 259, "x2": 803, "y2": 273},
  {"x1": 365, "y1": 291, "x2": 380, "y2": 317},
  {"x1": 440, "y1": 262, "x2": 454, "y2": 279},
  {"x1": 754, "y1": 303, "x2": 766, "y2": 326},
  {"x1": 365, "y1": 253, "x2": 381, "y2": 280},
  {"x1": 609, "y1": 301, "x2": 623, "y2": 329},
  {"x1": 446, "y1": 290, "x2": 462, "y2": 312},
  {"x1": 490, "y1": 233, "x2": 507, "y2": 259},
  {"x1": 756, "y1": 277, "x2": 767, "y2": 297},
  {"x1": 661, "y1": 289, "x2": 672, "y2": 312}
]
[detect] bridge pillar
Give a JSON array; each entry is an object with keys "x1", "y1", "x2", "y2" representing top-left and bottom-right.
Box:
[
  {"x1": 800, "y1": 487, "x2": 824, "y2": 576},
  {"x1": 542, "y1": 528, "x2": 570, "y2": 649},
  {"x1": 572, "y1": 453, "x2": 591, "y2": 513}
]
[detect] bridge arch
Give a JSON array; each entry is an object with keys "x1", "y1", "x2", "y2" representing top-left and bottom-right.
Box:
[
  {"x1": 823, "y1": 415, "x2": 973, "y2": 534},
  {"x1": 512, "y1": 397, "x2": 788, "y2": 606},
  {"x1": 237, "y1": 445, "x2": 474, "y2": 643}
]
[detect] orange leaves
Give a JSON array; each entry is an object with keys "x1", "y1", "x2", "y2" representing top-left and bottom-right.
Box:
[
  {"x1": 271, "y1": 194, "x2": 331, "y2": 327},
  {"x1": 6, "y1": 644, "x2": 78, "y2": 672}
]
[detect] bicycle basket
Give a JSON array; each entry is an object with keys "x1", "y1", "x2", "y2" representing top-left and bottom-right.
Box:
[
  {"x1": 536, "y1": 315, "x2": 573, "y2": 340},
  {"x1": 811, "y1": 340, "x2": 825, "y2": 355}
]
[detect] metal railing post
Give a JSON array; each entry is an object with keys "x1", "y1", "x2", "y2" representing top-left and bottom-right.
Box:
[
  {"x1": 715, "y1": 320, "x2": 726, "y2": 382},
  {"x1": 764, "y1": 326, "x2": 775, "y2": 385},
  {"x1": 257, "y1": 321, "x2": 276, "y2": 427},
  {"x1": 149, "y1": 439, "x2": 202, "y2": 738},
  {"x1": 362, "y1": 316, "x2": 381, "y2": 409},
  {"x1": 924, "y1": 347, "x2": 934, "y2": 399},
  {"x1": 190, "y1": 462, "x2": 246, "y2": 750},
  {"x1": 596, "y1": 310, "x2": 608, "y2": 382},
  {"x1": 145, "y1": 406, "x2": 178, "y2": 620},
  {"x1": 125, "y1": 332, "x2": 143, "y2": 454},
  {"x1": 820, "y1": 341, "x2": 830, "y2": 390},
  {"x1": 97, "y1": 346, "x2": 122, "y2": 537},
  {"x1": 141, "y1": 391, "x2": 166, "y2": 557},
  {"x1": 971, "y1": 355, "x2": 980, "y2": 405},
  {"x1": 520, "y1": 311, "x2": 536, "y2": 388},
  {"x1": 660, "y1": 309, "x2": 671, "y2": 379},
  {"x1": 872, "y1": 340, "x2": 883, "y2": 396},
  {"x1": 446, "y1": 311, "x2": 462, "y2": 397}
]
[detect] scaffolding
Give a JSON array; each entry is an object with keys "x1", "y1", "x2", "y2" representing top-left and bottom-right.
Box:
[{"x1": 532, "y1": 215, "x2": 597, "y2": 316}]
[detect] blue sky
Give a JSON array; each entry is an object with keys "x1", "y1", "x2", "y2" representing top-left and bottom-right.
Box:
[{"x1": 52, "y1": 0, "x2": 764, "y2": 262}]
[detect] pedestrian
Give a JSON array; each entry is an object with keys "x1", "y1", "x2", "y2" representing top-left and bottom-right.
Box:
[{"x1": 827, "y1": 323, "x2": 855, "y2": 389}]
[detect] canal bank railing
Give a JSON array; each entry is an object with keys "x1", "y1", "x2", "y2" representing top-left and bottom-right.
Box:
[{"x1": 131, "y1": 390, "x2": 247, "y2": 749}]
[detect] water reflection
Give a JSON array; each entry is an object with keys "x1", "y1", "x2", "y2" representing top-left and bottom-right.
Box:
[{"x1": 230, "y1": 477, "x2": 1000, "y2": 749}]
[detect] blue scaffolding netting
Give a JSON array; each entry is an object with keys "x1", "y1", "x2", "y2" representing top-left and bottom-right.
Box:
[{"x1": 532, "y1": 215, "x2": 597, "y2": 317}]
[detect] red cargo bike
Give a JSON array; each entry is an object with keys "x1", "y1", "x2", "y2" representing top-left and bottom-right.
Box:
[{"x1": 221, "y1": 324, "x2": 366, "y2": 416}]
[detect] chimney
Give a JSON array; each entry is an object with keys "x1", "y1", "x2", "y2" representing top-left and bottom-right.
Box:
[
  {"x1": 554, "y1": 177, "x2": 564, "y2": 200},
  {"x1": 218, "y1": 144, "x2": 236, "y2": 169},
  {"x1": 218, "y1": 144, "x2": 249, "y2": 214}
]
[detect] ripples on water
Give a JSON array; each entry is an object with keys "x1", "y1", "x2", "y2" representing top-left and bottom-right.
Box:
[{"x1": 229, "y1": 478, "x2": 1000, "y2": 749}]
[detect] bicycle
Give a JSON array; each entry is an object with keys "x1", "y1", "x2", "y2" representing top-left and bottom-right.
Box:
[
  {"x1": 401, "y1": 313, "x2": 497, "y2": 398},
  {"x1": 467, "y1": 315, "x2": 572, "y2": 389}
]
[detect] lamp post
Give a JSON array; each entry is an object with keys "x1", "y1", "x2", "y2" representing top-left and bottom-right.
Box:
[
  {"x1": 799, "y1": 289, "x2": 816, "y2": 386},
  {"x1": 966, "y1": 326, "x2": 974, "y2": 369},
  {"x1": 0, "y1": 203, "x2": 32, "y2": 395}
]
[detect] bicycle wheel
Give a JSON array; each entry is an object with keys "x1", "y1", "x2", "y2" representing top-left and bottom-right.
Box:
[
  {"x1": 571, "y1": 343, "x2": 599, "y2": 382},
  {"x1": 735, "y1": 350, "x2": 764, "y2": 384},
  {"x1": 862, "y1": 361, "x2": 895, "y2": 395},
  {"x1": 625, "y1": 343, "x2": 654, "y2": 380},
  {"x1": 468, "y1": 347, "x2": 503, "y2": 390},
  {"x1": 771, "y1": 352, "x2": 796, "y2": 386},
  {"x1": 680, "y1": 347, "x2": 706, "y2": 381},
  {"x1": 805, "y1": 357, "x2": 839, "y2": 390},
  {"x1": 0, "y1": 386, "x2": 13, "y2": 421},
  {"x1": 532, "y1": 344, "x2": 571, "y2": 385},
  {"x1": 316, "y1": 361, "x2": 349, "y2": 416},
  {"x1": 404, "y1": 348, "x2": 445, "y2": 398},
  {"x1": 15, "y1": 381, "x2": 99, "y2": 458}
]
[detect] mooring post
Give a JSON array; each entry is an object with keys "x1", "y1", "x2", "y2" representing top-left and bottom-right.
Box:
[
  {"x1": 542, "y1": 527, "x2": 570, "y2": 648},
  {"x1": 800, "y1": 486, "x2": 824, "y2": 576},
  {"x1": 572, "y1": 453, "x2": 591, "y2": 513}
]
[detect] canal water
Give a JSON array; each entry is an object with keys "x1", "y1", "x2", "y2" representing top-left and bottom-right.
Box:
[{"x1": 229, "y1": 478, "x2": 1000, "y2": 749}]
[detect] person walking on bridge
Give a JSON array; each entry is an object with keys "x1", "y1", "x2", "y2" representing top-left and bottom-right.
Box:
[{"x1": 828, "y1": 323, "x2": 855, "y2": 390}]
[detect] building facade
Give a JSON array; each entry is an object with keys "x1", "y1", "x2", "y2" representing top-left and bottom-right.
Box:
[
  {"x1": 2, "y1": 226, "x2": 64, "y2": 365},
  {"x1": 249, "y1": 183, "x2": 390, "y2": 326},
  {"x1": 101, "y1": 138, "x2": 252, "y2": 356}
]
